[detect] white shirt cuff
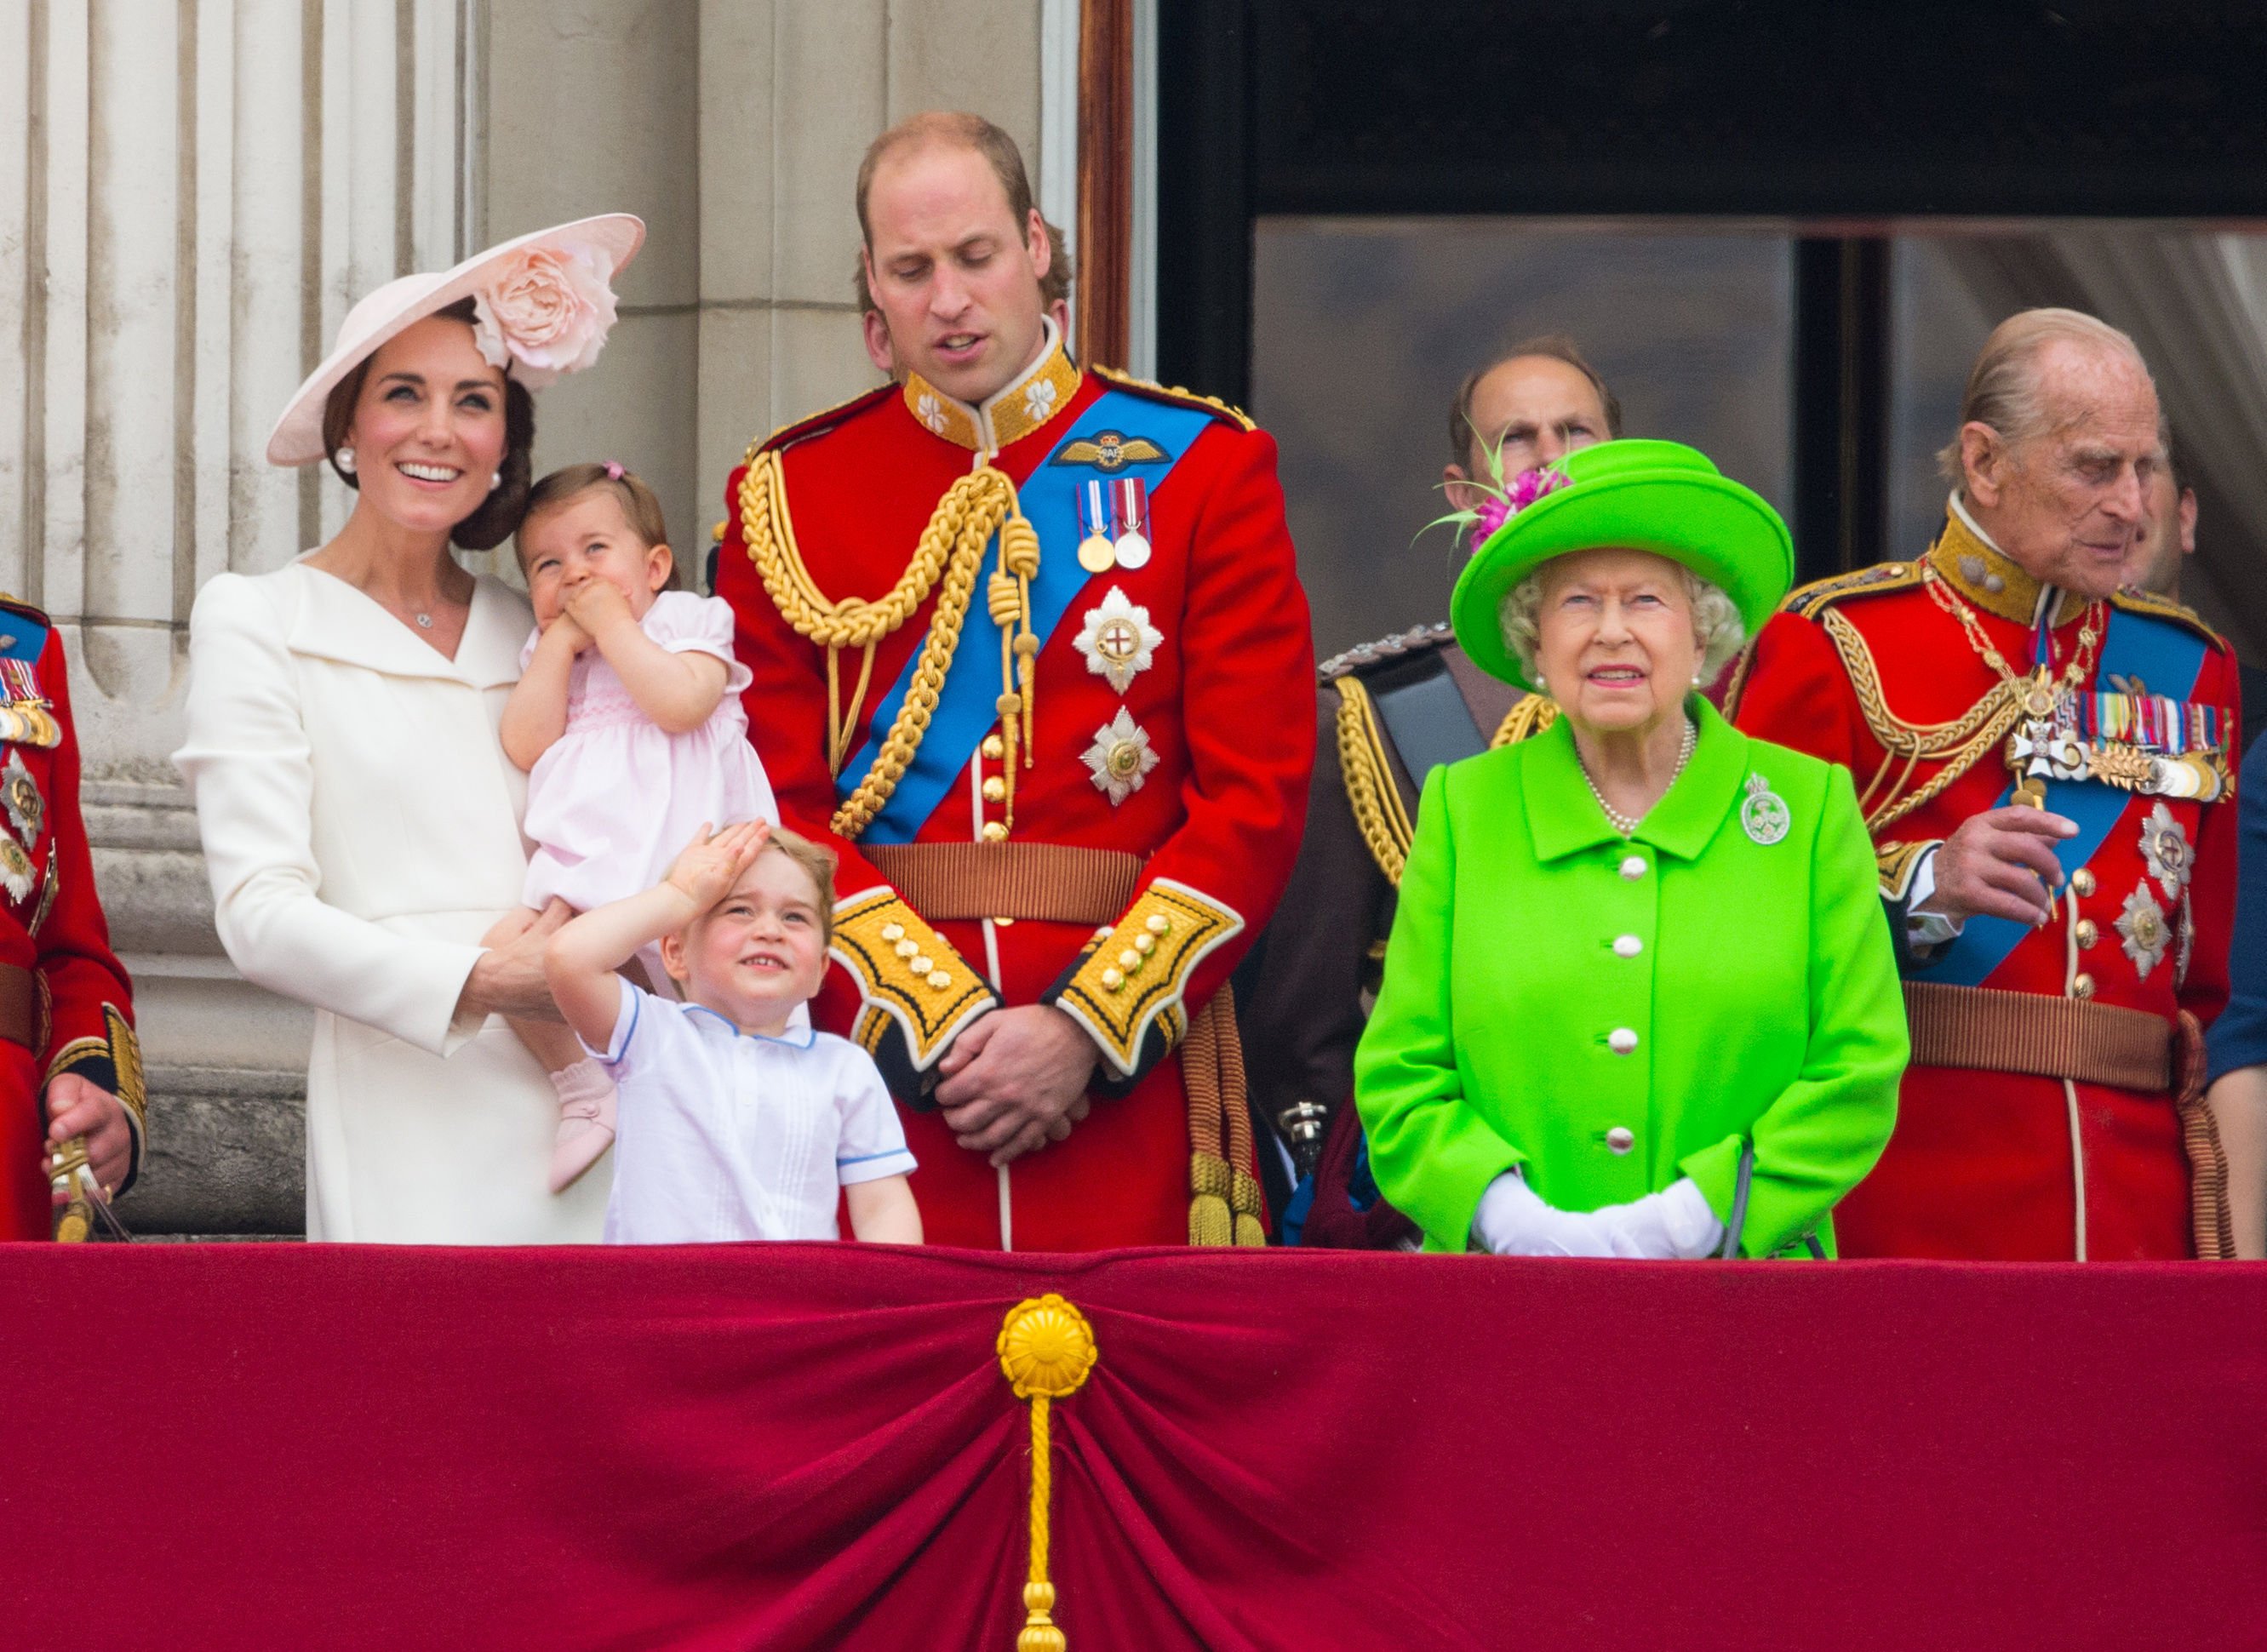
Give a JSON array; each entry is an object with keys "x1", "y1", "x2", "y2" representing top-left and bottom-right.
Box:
[{"x1": 1905, "y1": 845, "x2": 1965, "y2": 947}]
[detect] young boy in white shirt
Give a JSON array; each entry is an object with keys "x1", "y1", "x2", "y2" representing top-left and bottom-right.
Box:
[{"x1": 544, "y1": 819, "x2": 921, "y2": 1244}]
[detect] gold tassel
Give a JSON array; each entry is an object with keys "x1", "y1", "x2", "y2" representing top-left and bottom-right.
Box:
[{"x1": 998, "y1": 1296, "x2": 1098, "y2": 1652}]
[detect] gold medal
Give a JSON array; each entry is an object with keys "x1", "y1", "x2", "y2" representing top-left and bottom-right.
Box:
[{"x1": 1077, "y1": 533, "x2": 1116, "y2": 573}]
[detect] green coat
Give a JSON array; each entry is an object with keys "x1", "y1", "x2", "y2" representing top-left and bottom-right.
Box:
[{"x1": 1354, "y1": 698, "x2": 1906, "y2": 1256}]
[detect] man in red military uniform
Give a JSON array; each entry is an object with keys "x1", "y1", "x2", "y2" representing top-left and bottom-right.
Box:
[
  {"x1": 1732, "y1": 309, "x2": 2238, "y2": 1260},
  {"x1": 0, "y1": 600, "x2": 145, "y2": 1239},
  {"x1": 715, "y1": 112, "x2": 1312, "y2": 1250}
]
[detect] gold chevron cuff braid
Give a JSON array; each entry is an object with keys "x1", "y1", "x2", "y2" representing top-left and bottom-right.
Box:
[
  {"x1": 44, "y1": 1003, "x2": 146, "y2": 1127},
  {"x1": 1876, "y1": 840, "x2": 1934, "y2": 905},
  {"x1": 1054, "y1": 878, "x2": 1244, "y2": 1078},
  {"x1": 830, "y1": 889, "x2": 996, "y2": 1072}
]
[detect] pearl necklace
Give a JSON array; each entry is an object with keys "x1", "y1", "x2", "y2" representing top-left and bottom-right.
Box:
[{"x1": 1579, "y1": 716, "x2": 1697, "y2": 837}]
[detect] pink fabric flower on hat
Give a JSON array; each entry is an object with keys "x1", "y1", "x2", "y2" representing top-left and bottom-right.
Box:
[
  {"x1": 471, "y1": 243, "x2": 620, "y2": 390},
  {"x1": 1469, "y1": 465, "x2": 1570, "y2": 544}
]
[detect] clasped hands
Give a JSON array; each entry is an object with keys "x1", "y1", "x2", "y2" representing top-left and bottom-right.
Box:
[
  {"x1": 1474, "y1": 1170, "x2": 1726, "y2": 1260},
  {"x1": 936, "y1": 1004, "x2": 1096, "y2": 1168}
]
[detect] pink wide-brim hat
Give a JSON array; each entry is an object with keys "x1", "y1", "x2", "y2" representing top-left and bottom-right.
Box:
[{"x1": 265, "y1": 213, "x2": 645, "y2": 466}]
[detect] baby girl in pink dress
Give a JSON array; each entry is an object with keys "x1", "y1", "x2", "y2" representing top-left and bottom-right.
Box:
[{"x1": 488, "y1": 462, "x2": 776, "y2": 1192}]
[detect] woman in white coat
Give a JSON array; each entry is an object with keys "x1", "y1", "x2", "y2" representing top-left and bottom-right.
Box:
[{"x1": 175, "y1": 217, "x2": 642, "y2": 1242}]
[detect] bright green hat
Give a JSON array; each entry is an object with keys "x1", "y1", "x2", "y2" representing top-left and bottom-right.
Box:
[{"x1": 1448, "y1": 438, "x2": 1793, "y2": 689}]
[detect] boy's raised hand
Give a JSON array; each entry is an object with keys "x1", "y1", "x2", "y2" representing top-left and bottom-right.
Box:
[{"x1": 665, "y1": 820, "x2": 771, "y2": 911}]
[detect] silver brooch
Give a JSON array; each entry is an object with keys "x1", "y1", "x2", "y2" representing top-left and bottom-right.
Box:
[
  {"x1": 1073, "y1": 587, "x2": 1164, "y2": 695},
  {"x1": 1740, "y1": 773, "x2": 1790, "y2": 846},
  {"x1": 2117, "y1": 883, "x2": 2171, "y2": 979},
  {"x1": 0, "y1": 751, "x2": 42, "y2": 847},
  {"x1": 2138, "y1": 802, "x2": 2192, "y2": 904},
  {"x1": 1081, "y1": 707, "x2": 1159, "y2": 805}
]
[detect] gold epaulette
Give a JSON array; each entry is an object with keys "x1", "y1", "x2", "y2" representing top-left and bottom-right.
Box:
[
  {"x1": 2109, "y1": 586, "x2": 2230, "y2": 650},
  {"x1": 1319, "y1": 622, "x2": 1454, "y2": 684},
  {"x1": 747, "y1": 384, "x2": 897, "y2": 462},
  {"x1": 1781, "y1": 558, "x2": 1926, "y2": 620},
  {"x1": 1088, "y1": 365, "x2": 1256, "y2": 432}
]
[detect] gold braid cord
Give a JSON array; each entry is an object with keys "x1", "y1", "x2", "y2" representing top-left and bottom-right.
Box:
[
  {"x1": 1491, "y1": 694, "x2": 1559, "y2": 749},
  {"x1": 1182, "y1": 985, "x2": 1265, "y2": 1247},
  {"x1": 1823, "y1": 606, "x2": 2023, "y2": 834},
  {"x1": 1334, "y1": 676, "x2": 1415, "y2": 886},
  {"x1": 1338, "y1": 679, "x2": 1558, "y2": 889},
  {"x1": 999, "y1": 1296, "x2": 1099, "y2": 1652},
  {"x1": 741, "y1": 445, "x2": 1032, "y2": 840}
]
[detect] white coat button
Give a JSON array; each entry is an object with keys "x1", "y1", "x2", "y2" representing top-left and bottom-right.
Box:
[
  {"x1": 1612, "y1": 935, "x2": 1643, "y2": 958},
  {"x1": 1606, "y1": 1126, "x2": 1635, "y2": 1155},
  {"x1": 1607, "y1": 1027, "x2": 1639, "y2": 1055},
  {"x1": 1619, "y1": 855, "x2": 1646, "y2": 881}
]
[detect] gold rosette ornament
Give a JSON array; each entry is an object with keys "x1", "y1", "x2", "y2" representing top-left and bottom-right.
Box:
[{"x1": 997, "y1": 1295, "x2": 1098, "y2": 1652}]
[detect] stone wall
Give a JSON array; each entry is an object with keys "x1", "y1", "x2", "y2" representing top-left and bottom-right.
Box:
[{"x1": 4, "y1": 0, "x2": 1067, "y2": 1237}]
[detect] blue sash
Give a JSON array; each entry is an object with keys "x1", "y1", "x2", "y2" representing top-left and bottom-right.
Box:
[
  {"x1": 1924, "y1": 603, "x2": 2209, "y2": 986},
  {"x1": 843, "y1": 389, "x2": 1216, "y2": 844}
]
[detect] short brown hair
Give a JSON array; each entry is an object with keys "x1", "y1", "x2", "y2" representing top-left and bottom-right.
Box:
[
  {"x1": 515, "y1": 462, "x2": 684, "y2": 591},
  {"x1": 321, "y1": 295, "x2": 535, "y2": 552},
  {"x1": 856, "y1": 111, "x2": 1037, "y2": 250},
  {"x1": 1449, "y1": 334, "x2": 1623, "y2": 472},
  {"x1": 761, "y1": 826, "x2": 839, "y2": 947}
]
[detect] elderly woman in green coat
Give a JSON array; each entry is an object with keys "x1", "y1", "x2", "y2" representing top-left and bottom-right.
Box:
[{"x1": 1354, "y1": 440, "x2": 1907, "y2": 1258}]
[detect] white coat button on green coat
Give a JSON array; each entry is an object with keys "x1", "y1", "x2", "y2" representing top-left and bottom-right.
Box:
[
  {"x1": 1612, "y1": 935, "x2": 1643, "y2": 957},
  {"x1": 1606, "y1": 1126, "x2": 1636, "y2": 1154},
  {"x1": 1608, "y1": 1027, "x2": 1639, "y2": 1055},
  {"x1": 1618, "y1": 855, "x2": 1647, "y2": 880}
]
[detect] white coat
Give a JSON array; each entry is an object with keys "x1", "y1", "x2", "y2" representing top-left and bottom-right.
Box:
[{"x1": 175, "y1": 559, "x2": 610, "y2": 1242}]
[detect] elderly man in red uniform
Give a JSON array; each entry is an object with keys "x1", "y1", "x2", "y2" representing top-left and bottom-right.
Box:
[
  {"x1": 0, "y1": 598, "x2": 145, "y2": 1239},
  {"x1": 716, "y1": 111, "x2": 1312, "y2": 1250},
  {"x1": 1732, "y1": 309, "x2": 2240, "y2": 1260}
]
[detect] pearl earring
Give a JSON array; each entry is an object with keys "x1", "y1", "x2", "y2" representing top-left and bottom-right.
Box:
[
  {"x1": 335, "y1": 447, "x2": 356, "y2": 475},
  {"x1": 489, "y1": 470, "x2": 503, "y2": 491}
]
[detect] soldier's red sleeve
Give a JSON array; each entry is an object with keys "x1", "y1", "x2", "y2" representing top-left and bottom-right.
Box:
[
  {"x1": 1042, "y1": 426, "x2": 1315, "y2": 1090},
  {"x1": 30, "y1": 636, "x2": 143, "y2": 1182},
  {"x1": 717, "y1": 460, "x2": 1000, "y2": 1090},
  {"x1": 2181, "y1": 640, "x2": 2242, "y2": 1028}
]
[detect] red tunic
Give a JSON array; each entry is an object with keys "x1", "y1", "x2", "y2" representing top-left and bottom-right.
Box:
[
  {"x1": 0, "y1": 615, "x2": 143, "y2": 1237},
  {"x1": 1732, "y1": 512, "x2": 2237, "y2": 1259},
  {"x1": 717, "y1": 340, "x2": 1313, "y2": 1250}
]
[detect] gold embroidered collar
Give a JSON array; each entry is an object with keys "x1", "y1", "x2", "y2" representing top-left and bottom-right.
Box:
[
  {"x1": 901, "y1": 317, "x2": 1082, "y2": 454},
  {"x1": 1930, "y1": 496, "x2": 2085, "y2": 627}
]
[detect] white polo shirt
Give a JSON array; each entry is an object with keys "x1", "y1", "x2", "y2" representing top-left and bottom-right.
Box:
[{"x1": 587, "y1": 985, "x2": 915, "y2": 1244}]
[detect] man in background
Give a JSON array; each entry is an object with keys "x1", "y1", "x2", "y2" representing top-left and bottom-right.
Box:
[
  {"x1": 2129, "y1": 427, "x2": 2266, "y2": 753},
  {"x1": 1238, "y1": 337, "x2": 1617, "y2": 1243}
]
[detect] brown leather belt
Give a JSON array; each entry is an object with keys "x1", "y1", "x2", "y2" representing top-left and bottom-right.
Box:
[
  {"x1": 863, "y1": 843, "x2": 1143, "y2": 927},
  {"x1": 1903, "y1": 980, "x2": 2171, "y2": 1093},
  {"x1": 0, "y1": 963, "x2": 34, "y2": 1051}
]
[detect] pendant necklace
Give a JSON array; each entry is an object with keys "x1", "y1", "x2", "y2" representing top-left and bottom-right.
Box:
[{"x1": 1581, "y1": 716, "x2": 1697, "y2": 837}]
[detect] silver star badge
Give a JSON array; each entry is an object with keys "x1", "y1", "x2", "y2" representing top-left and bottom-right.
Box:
[
  {"x1": 0, "y1": 752, "x2": 42, "y2": 847},
  {"x1": 1082, "y1": 707, "x2": 1159, "y2": 805},
  {"x1": 2138, "y1": 802, "x2": 2192, "y2": 904},
  {"x1": 2117, "y1": 883, "x2": 2171, "y2": 979},
  {"x1": 1073, "y1": 587, "x2": 1164, "y2": 695}
]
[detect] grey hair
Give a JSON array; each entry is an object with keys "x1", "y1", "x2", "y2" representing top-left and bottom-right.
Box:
[
  {"x1": 1934, "y1": 307, "x2": 2152, "y2": 483},
  {"x1": 1501, "y1": 558, "x2": 1745, "y2": 685}
]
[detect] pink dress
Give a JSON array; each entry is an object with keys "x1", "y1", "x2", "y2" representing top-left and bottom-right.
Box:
[{"x1": 520, "y1": 591, "x2": 777, "y2": 912}]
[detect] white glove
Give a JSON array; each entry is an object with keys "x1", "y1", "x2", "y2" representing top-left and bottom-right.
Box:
[
  {"x1": 1472, "y1": 1171, "x2": 1619, "y2": 1257},
  {"x1": 1592, "y1": 1177, "x2": 1726, "y2": 1260}
]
